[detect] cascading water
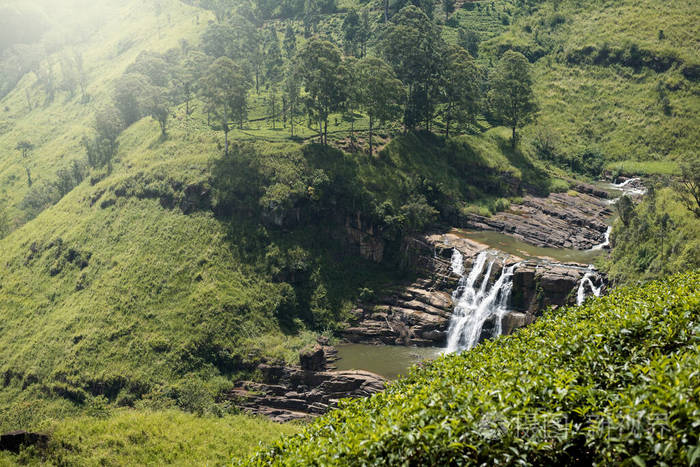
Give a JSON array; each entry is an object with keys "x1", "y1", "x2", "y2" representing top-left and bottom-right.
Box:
[
  {"x1": 590, "y1": 226, "x2": 612, "y2": 251},
  {"x1": 445, "y1": 250, "x2": 519, "y2": 353},
  {"x1": 576, "y1": 269, "x2": 603, "y2": 305}
]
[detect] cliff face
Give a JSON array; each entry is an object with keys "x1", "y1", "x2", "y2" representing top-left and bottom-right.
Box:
[{"x1": 342, "y1": 233, "x2": 605, "y2": 347}]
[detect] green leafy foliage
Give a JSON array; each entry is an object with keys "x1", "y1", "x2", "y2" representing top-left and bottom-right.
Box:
[
  {"x1": 604, "y1": 186, "x2": 700, "y2": 284},
  {"x1": 249, "y1": 272, "x2": 700, "y2": 466}
]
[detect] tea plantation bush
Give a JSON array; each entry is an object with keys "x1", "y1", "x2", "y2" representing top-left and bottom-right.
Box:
[{"x1": 249, "y1": 272, "x2": 700, "y2": 466}]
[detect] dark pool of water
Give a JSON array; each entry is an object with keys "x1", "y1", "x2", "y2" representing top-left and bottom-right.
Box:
[
  {"x1": 452, "y1": 229, "x2": 605, "y2": 264},
  {"x1": 334, "y1": 344, "x2": 444, "y2": 380}
]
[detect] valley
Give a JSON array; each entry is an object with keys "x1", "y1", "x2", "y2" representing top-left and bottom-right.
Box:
[{"x1": 0, "y1": 0, "x2": 697, "y2": 464}]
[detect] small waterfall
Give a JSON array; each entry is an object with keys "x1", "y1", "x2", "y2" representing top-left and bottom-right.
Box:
[
  {"x1": 613, "y1": 178, "x2": 639, "y2": 189},
  {"x1": 612, "y1": 177, "x2": 647, "y2": 197},
  {"x1": 576, "y1": 270, "x2": 603, "y2": 305},
  {"x1": 446, "y1": 250, "x2": 519, "y2": 353},
  {"x1": 590, "y1": 226, "x2": 612, "y2": 251}
]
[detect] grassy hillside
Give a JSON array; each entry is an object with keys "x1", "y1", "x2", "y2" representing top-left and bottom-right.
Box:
[
  {"x1": 0, "y1": 410, "x2": 299, "y2": 466},
  {"x1": 0, "y1": 0, "x2": 697, "y2": 462},
  {"x1": 248, "y1": 272, "x2": 700, "y2": 465},
  {"x1": 496, "y1": 0, "x2": 700, "y2": 173}
]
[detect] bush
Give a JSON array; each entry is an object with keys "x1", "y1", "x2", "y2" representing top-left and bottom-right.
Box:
[
  {"x1": 549, "y1": 178, "x2": 569, "y2": 193},
  {"x1": 249, "y1": 272, "x2": 700, "y2": 466}
]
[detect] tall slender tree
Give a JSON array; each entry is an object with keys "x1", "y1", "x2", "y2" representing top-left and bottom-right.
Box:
[
  {"x1": 441, "y1": 46, "x2": 480, "y2": 138},
  {"x1": 488, "y1": 50, "x2": 537, "y2": 148},
  {"x1": 202, "y1": 57, "x2": 253, "y2": 155},
  {"x1": 296, "y1": 38, "x2": 348, "y2": 145},
  {"x1": 354, "y1": 57, "x2": 405, "y2": 154}
]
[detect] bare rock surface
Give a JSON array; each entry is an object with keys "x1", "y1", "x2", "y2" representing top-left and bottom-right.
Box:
[
  {"x1": 229, "y1": 341, "x2": 383, "y2": 422},
  {"x1": 461, "y1": 192, "x2": 613, "y2": 250},
  {"x1": 228, "y1": 364, "x2": 385, "y2": 423}
]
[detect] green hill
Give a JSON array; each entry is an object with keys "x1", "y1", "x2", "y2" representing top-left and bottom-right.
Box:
[{"x1": 0, "y1": 0, "x2": 698, "y2": 463}]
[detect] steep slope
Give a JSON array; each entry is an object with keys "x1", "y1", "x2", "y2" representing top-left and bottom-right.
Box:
[{"x1": 490, "y1": 0, "x2": 700, "y2": 173}]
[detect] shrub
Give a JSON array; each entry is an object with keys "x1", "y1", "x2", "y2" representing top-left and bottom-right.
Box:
[{"x1": 549, "y1": 178, "x2": 569, "y2": 193}]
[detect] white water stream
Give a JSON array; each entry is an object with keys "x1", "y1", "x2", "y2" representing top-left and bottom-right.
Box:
[
  {"x1": 445, "y1": 250, "x2": 520, "y2": 353},
  {"x1": 576, "y1": 269, "x2": 603, "y2": 305}
]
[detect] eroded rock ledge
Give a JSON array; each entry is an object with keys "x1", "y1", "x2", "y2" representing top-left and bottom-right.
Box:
[
  {"x1": 228, "y1": 344, "x2": 385, "y2": 422},
  {"x1": 461, "y1": 191, "x2": 612, "y2": 250}
]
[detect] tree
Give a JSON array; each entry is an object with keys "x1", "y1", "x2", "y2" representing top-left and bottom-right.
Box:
[
  {"x1": 284, "y1": 67, "x2": 301, "y2": 137},
  {"x1": 441, "y1": 46, "x2": 480, "y2": 138},
  {"x1": 616, "y1": 195, "x2": 635, "y2": 226},
  {"x1": 354, "y1": 57, "x2": 405, "y2": 154},
  {"x1": 126, "y1": 51, "x2": 171, "y2": 87},
  {"x1": 675, "y1": 155, "x2": 700, "y2": 218},
  {"x1": 113, "y1": 73, "x2": 150, "y2": 125},
  {"x1": 442, "y1": 0, "x2": 455, "y2": 21},
  {"x1": 59, "y1": 55, "x2": 78, "y2": 97},
  {"x1": 15, "y1": 140, "x2": 34, "y2": 158},
  {"x1": 488, "y1": 50, "x2": 537, "y2": 148},
  {"x1": 268, "y1": 88, "x2": 279, "y2": 129},
  {"x1": 296, "y1": 38, "x2": 348, "y2": 145},
  {"x1": 283, "y1": 22, "x2": 297, "y2": 59},
  {"x1": 176, "y1": 51, "x2": 209, "y2": 116},
  {"x1": 457, "y1": 28, "x2": 480, "y2": 58},
  {"x1": 381, "y1": 6, "x2": 445, "y2": 130},
  {"x1": 342, "y1": 10, "x2": 361, "y2": 57},
  {"x1": 250, "y1": 34, "x2": 265, "y2": 93},
  {"x1": 303, "y1": 0, "x2": 320, "y2": 37},
  {"x1": 357, "y1": 9, "x2": 371, "y2": 59},
  {"x1": 264, "y1": 27, "x2": 284, "y2": 84},
  {"x1": 145, "y1": 86, "x2": 171, "y2": 137},
  {"x1": 202, "y1": 57, "x2": 253, "y2": 155},
  {"x1": 83, "y1": 105, "x2": 123, "y2": 170}
]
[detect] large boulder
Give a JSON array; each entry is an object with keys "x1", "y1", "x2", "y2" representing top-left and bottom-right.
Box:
[{"x1": 299, "y1": 344, "x2": 326, "y2": 372}]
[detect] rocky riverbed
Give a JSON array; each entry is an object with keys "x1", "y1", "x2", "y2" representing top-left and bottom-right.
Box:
[
  {"x1": 461, "y1": 190, "x2": 613, "y2": 250},
  {"x1": 234, "y1": 184, "x2": 617, "y2": 421}
]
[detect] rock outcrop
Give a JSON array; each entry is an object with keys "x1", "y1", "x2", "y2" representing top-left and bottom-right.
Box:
[
  {"x1": 228, "y1": 364, "x2": 385, "y2": 423},
  {"x1": 229, "y1": 342, "x2": 383, "y2": 422},
  {"x1": 461, "y1": 192, "x2": 612, "y2": 250},
  {"x1": 343, "y1": 232, "x2": 605, "y2": 347}
]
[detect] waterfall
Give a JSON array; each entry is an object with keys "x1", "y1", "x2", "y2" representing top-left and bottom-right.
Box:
[
  {"x1": 613, "y1": 178, "x2": 640, "y2": 189},
  {"x1": 446, "y1": 250, "x2": 519, "y2": 353},
  {"x1": 612, "y1": 177, "x2": 647, "y2": 196},
  {"x1": 590, "y1": 226, "x2": 612, "y2": 251},
  {"x1": 576, "y1": 270, "x2": 603, "y2": 305}
]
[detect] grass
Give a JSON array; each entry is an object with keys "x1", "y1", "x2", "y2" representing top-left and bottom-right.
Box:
[
  {"x1": 0, "y1": 409, "x2": 300, "y2": 466},
  {"x1": 503, "y1": 0, "x2": 700, "y2": 164},
  {"x1": 605, "y1": 159, "x2": 680, "y2": 176}
]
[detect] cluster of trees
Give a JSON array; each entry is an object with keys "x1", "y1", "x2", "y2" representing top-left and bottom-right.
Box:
[
  {"x1": 75, "y1": 1, "x2": 536, "y2": 173},
  {"x1": 196, "y1": 5, "x2": 536, "y2": 153},
  {"x1": 82, "y1": 45, "x2": 213, "y2": 169}
]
